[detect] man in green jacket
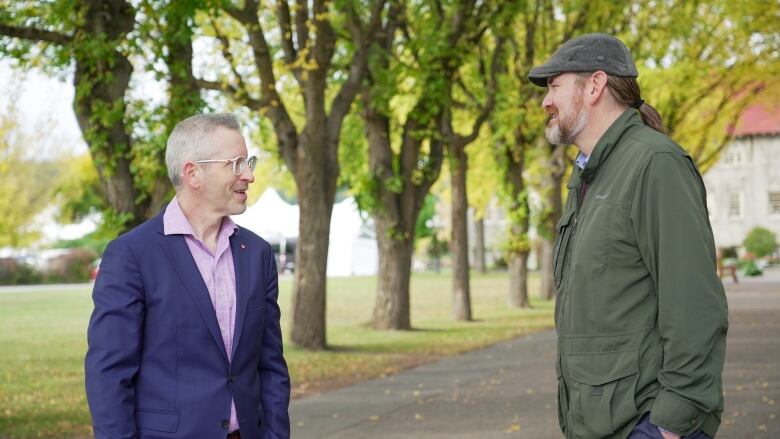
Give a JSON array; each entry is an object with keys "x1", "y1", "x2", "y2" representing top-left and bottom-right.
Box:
[{"x1": 527, "y1": 33, "x2": 728, "y2": 439}]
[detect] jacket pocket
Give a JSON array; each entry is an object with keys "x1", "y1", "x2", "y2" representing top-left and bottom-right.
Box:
[
  {"x1": 556, "y1": 360, "x2": 569, "y2": 433},
  {"x1": 136, "y1": 408, "x2": 180, "y2": 433},
  {"x1": 553, "y1": 210, "x2": 576, "y2": 289},
  {"x1": 565, "y1": 349, "x2": 639, "y2": 436}
]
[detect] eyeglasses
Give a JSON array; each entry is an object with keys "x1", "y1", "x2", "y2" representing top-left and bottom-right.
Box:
[{"x1": 195, "y1": 155, "x2": 257, "y2": 176}]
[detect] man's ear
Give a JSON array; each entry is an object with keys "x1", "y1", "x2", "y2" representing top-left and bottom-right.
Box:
[
  {"x1": 181, "y1": 162, "x2": 200, "y2": 189},
  {"x1": 585, "y1": 71, "x2": 609, "y2": 105}
]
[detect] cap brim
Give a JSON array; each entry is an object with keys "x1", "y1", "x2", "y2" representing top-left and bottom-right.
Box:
[
  {"x1": 527, "y1": 64, "x2": 560, "y2": 87},
  {"x1": 527, "y1": 74, "x2": 553, "y2": 87}
]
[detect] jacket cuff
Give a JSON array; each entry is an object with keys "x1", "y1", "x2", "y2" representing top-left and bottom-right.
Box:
[{"x1": 650, "y1": 389, "x2": 704, "y2": 436}]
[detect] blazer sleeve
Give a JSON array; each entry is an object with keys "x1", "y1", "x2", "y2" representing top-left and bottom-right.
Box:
[
  {"x1": 631, "y1": 152, "x2": 728, "y2": 436},
  {"x1": 259, "y1": 242, "x2": 291, "y2": 438},
  {"x1": 85, "y1": 238, "x2": 145, "y2": 439}
]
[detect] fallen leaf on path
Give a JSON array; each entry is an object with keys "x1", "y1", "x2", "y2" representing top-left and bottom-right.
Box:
[{"x1": 505, "y1": 423, "x2": 521, "y2": 432}]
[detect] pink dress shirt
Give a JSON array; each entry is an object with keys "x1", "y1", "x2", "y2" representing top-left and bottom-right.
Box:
[{"x1": 163, "y1": 197, "x2": 240, "y2": 432}]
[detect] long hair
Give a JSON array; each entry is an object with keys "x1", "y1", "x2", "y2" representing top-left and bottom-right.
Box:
[{"x1": 606, "y1": 75, "x2": 666, "y2": 134}]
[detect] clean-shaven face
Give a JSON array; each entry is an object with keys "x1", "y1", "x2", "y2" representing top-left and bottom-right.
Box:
[
  {"x1": 542, "y1": 73, "x2": 589, "y2": 145},
  {"x1": 199, "y1": 127, "x2": 255, "y2": 216}
]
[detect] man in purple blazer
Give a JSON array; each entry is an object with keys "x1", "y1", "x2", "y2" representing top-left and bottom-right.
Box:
[{"x1": 85, "y1": 113, "x2": 290, "y2": 439}]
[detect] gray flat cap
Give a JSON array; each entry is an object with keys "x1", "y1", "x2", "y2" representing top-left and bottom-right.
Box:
[{"x1": 528, "y1": 33, "x2": 638, "y2": 87}]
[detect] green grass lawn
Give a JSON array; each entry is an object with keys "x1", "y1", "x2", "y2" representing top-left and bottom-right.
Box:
[{"x1": 0, "y1": 271, "x2": 553, "y2": 438}]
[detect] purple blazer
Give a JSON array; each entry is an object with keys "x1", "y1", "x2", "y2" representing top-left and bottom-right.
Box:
[{"x1": 85, "y1": 209, "x2": 290, "y2": 438}]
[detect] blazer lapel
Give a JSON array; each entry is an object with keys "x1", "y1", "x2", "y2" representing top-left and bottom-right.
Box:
[
  {"x1": 159, "y1": 234, "x2": 229, "y2": 363},
  {"x1": 230, "y1": 233, "x2": 251, "y2": 360}
]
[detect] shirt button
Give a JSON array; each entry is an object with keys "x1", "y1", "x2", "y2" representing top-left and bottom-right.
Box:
[{"x1": 221, "y1": 419, "x2": 230, "y2": 429}]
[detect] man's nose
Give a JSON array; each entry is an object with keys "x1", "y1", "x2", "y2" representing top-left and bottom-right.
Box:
[
  {"x1": 542, "y1": 91, "x2": 553, "y2": 109},
  {"x1": 240, "y1": 167, "x2": 255, "y2": 183}
]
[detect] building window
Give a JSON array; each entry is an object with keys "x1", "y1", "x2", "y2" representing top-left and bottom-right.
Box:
[
  {"x1": 770, "y1": 192, "x2": 780, "y2": 216},
  {"x1": 723, "y1": 146, "x2": 744, "y2": 165},
  {"x1": 728, "y1": 192, "x2": 742, "y2": 218}
]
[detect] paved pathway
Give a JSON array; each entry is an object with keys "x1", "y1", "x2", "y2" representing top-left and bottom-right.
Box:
[
  {"x1": 0, "y1": 282, "x2": 91, "y2": 294},
  {"x1": 290, "y1": 268, "x2": 780, "y2": 438}
]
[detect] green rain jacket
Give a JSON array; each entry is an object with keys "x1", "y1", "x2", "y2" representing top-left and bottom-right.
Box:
[{"x1": 553, "y1": 109, "x2": 728, "y2": 439}]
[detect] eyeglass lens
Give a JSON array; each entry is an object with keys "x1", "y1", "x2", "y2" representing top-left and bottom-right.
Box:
[{"x1": 233, "y1": 156, "x2": 258, "y2": 175}]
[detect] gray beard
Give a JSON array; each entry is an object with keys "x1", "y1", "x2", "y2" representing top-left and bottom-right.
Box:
[{"x1": 545, "y1": 108, "x2": 589, "y2": 145}]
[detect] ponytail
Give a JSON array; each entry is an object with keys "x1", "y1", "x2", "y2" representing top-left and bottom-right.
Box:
[
  {"x1": 636, "y1": 102, "x2": 666, "y2": 134},
  {"x1": 606, "y1": 75, "x2": 667, "y2": 134}
]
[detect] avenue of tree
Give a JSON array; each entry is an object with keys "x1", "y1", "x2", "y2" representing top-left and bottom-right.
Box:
[{"x1": 1, "y1": 0, "x2": 777, "y2": 349}]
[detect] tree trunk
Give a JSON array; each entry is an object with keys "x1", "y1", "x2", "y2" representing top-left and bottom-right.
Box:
[
  {"x1": 508, "y1": 251, "x2": 530, "y2": 308},
  {"x1": 72, "y1": 0, "x2": 141, "y2": 229},
  {"x1": 542, "y1": 144, "x2": 566, "y2": 301},
  {"x1": 474, "y1": 217, "x2": 486, "y2": 273},
  {"x1": 450, "y1": 142, "x2": 472, "y2": 321},
  {"x1": 289, "y1": 130, "x2": 338, "y2": 349},
  {"x1": 540, "y1": 239, "x2": 555, "y2": 300},
  {"x1": 373, "y1": 218, "x2": 414, "y2": 330}
]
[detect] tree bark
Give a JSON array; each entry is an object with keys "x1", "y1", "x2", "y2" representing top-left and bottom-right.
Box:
[
  {"x1": 540, "y1": 239, "x2": 555, "y2": 300},
  {"x1": 450, "y1": 141, "x2": 472, "y2": 321},
  {"x1": 72, "y1": 0, "x2": 142, "y2": 228},
  {"x1": 542, "y1": 144, "x2": 566, "y2": 301},
  {"x1": 474, "y1": 217, "x2": 486, "y2": 273},
  {"x1": 290, "y1": 171, "x2": 335, "y2": 347},
  {"x1": 1, "y1": 1, "x2": 208, "y2": 231},
  {"x1": 213, "y1": 0, "x2": 386, "y2": 349},
  {"x1": 362, "y1": 91, "x2": 441, "y2": 330},
  {"x1": 441, "y1": 34, "x2": 506, "y2": 323},
  {"x1": 373, "y1": 218, "x2": 414, "y2": 329},
  {"x1": 508, "y1": 251, "x2": 530, "y2": 308}
]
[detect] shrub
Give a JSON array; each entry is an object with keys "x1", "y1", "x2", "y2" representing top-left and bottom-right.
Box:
[
  {"x1": 742, "y1": 259, "x2": 763, "y2": 277},
  {"x1": 743, "y1": 227, "x2": 778, "y2": 258},
  {"x1": 721, "y1": 246, "x2": 739, "y2": 259},
  {"x1": 43, "y1": 247, "x2": 98, "y2": 283},
  {"x1": 0, "y1": 258, "x2": 43, "y2": 285}
]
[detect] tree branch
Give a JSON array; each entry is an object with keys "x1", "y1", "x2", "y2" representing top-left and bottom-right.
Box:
[
  {"x1": 455, "y1": 36, "x2": 506, "y2": 146},
  {"x1": 455, "y1": 75, "x2": 479, "y2": 107},
  {"x1": 277, "y1": 0, "x2": 298, "y2": 64},
  {"x1": 210, "y1": 17, "x2": 252, "y2": 99},
  {"x1": 311, "y1": 0, "x2": 337, "y2": 77},
  {"x1": 0, "y1": 23, "x2": 72, "y2": 45},
  {"x1": 327, "y1": 0, "x2": 389, "y2": 143},
  {"x1": 195, "y1": 78, "x2": 263, "y2": 110},
  {"x1": 295, "y1": 0, "x2": 309, "y2": 53},
  {"x1": 221, "y1": 0, "x2": 299, "y2": 172},
  {"x1": 561, "y1": 9, "x2": 586, "y2": 44}
]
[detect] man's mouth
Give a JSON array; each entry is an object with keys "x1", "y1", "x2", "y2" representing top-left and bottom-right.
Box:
[{"x1": 546, "y1": 113, "x2": 558, "y2": 125}]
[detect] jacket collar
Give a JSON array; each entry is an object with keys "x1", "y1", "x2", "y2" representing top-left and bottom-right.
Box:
[{"x1": 571, "y1": 108, "x2": 643, "y2": 187}]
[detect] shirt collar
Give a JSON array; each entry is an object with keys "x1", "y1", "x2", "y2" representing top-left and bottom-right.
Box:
[
  {"x1": 575, "y1": 153, "x2": 589, "y2": 170},
  {"x1": 163, "y1": 196, "x2": 238, "y2": 239}
]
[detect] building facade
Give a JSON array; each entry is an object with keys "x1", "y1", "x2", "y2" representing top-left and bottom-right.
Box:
[{"x1": 702, "y1": 104, "x2": 780, "y2": 251}]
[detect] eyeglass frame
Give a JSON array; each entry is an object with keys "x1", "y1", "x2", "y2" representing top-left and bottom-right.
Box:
[{"x1": 194, "y1": 155, "x2": 258, "y2": 176}]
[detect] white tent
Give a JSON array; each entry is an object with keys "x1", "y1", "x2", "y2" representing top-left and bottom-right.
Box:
[
  {"x1": 232, "y1": 188, "x2": 299, "y2": 242},
  {"x1": 327, "y1": 197, "x2": 378, "y2": 276},
  {"x1": 232, "y1": 188, "x2": 378, "y2": 277}
]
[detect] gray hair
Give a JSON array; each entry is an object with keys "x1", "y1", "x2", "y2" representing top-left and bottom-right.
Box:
[{"x1": 166, "y1": 113, "x2": 241, "y2": 186}]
